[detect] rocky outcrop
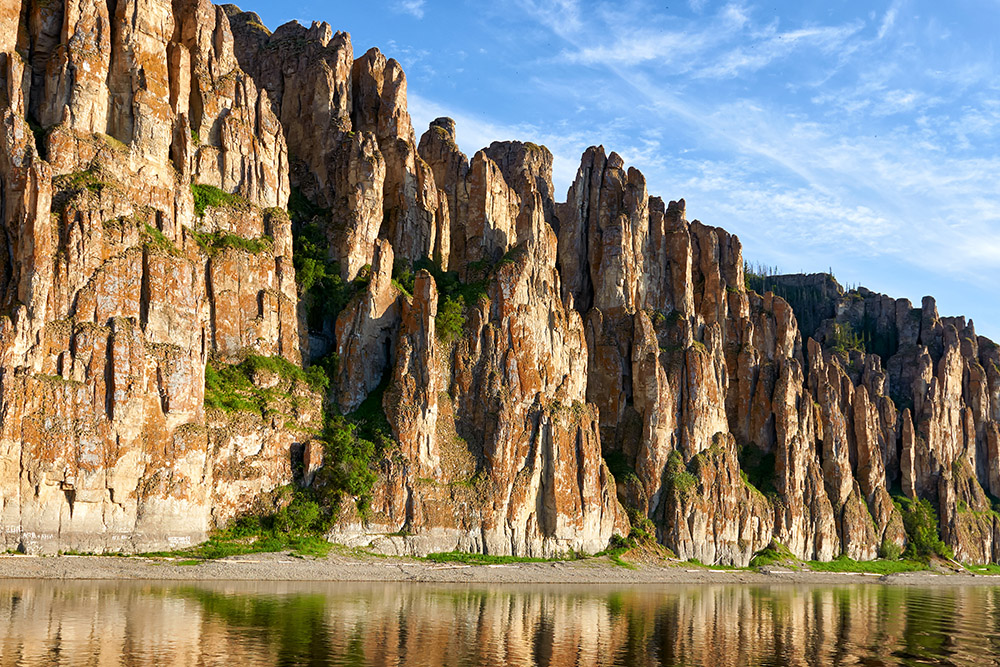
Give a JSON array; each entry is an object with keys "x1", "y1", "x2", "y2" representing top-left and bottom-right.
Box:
[
  {"x1": 2, "y1": 0, "x2": 999, "y2": 565},
  {"x1": 335, "y1": 239, "x2": 400, "y2": 412},
  {"x1": 0, "y1": 0, "x2": 310, "y2": 554}
]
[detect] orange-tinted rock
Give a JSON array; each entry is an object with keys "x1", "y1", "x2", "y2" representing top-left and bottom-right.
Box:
[
  {"x1": 5, "y1": 0, "x2": 1000, "y2": 565},
  {"x1": 335, "y1": 239, "x2": 400, "y2": 412}
]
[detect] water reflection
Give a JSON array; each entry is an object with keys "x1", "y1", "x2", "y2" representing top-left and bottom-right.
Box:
[{"x1": 0, "y1": 580, "x2": 999, "y2": 665}]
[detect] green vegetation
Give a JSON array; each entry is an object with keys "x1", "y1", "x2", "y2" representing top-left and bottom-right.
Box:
[
  {"x1": 391, "y1": 255, "x2": 490, "y2": 344},
  {"x1": 190, "y1": 129, "x2": 201, "y2": 145},
  {"x1": 436, "y1": 296, "x2": 465, "y2": 342},
  {"x1": 830, "y1": 321, "x2": 865, "y2": 358},
  {"x1": 95, "y1": 132, "x2": 128, "y2": 153},
  {"x1": 738, "y1": 442, "x2": 777, "y2": 497},
  {"x1": 498, "y1": 243, "x2": 528, "y2": 266},
  {"x1": 143, "y1": 490, "x2": 333, "y2": 561},
  {"x1": 600, "y1": 535, "x2": 639, "y2": 569},
  {"x1": 54, "y1": 168, "x2": 105, "y2": 196},
  {"x1": 204, "y1": 354, "x2": 328, "y2": 413},
  {"x1": 344, "y1": 377, "x2": 395, "y2": 449},
  {"x1": 964, "y1": 563, "x2": 1000, "y2": 575},
  {"x1": 894, "y1": 495, "x2": 955, "y2": 561},
  {"x1": 599, "y1": 512, "x2": 662, "y2": 569},
  {"x1": 665, "y1": 450, "x2": 698, "y2": 498},
  {"x1": 743, "y1": 262, "x2": 783, "y2": 293},
  {"x1": 290, "y1": 203, "x2": 370, "y2": 331},
  {"x1": 391, "y1": 258, "x2": 414, "y2": 297},
  {"x1": 141, "y1": 223, "x2": 181, "y2": 256},
  {"x1": 52, "y1": 166, "x2": 111, "y2": 214},
  {"x1": 282, "y1": 187, "x2": 400, "y2": 518},
  {"x1": 192, "y1": 229, "x2": 273, "y2": 255},
  {"x1": 749, "y1": 541, "x2": 797, "y2": 568},
  {"x1": 603, "y1": 450, "x2": 640, "y2": 487},
  {"x1": 158, "y1": 364, "x2": 396, "y2": 557},
  {"x1": 425, "y1": 551, "x2": 559, "y2": 565},
  {"x1": 879, "y1": 537, "x2": 903, "y2": 561},
  {"x1": 191, "y1": 183, "x2": 247, "y2": 217},
  {"x1": 805, "y1": 555, "x2": 926, "y2": 574},
  {"x1": 26, "y1": 113, "x2": 46, "y2": 157}
]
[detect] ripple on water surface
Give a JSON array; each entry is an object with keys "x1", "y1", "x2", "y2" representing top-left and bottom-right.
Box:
[{"x1": 1, "y1": 580, "x2": 999, "y2": 665}]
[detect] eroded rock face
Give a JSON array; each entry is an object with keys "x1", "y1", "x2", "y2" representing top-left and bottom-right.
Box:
[
  {"x1": 0, "y1": 0, "x2": 307, "y2": 554},
  {"x1": 3, "y1": 0, "x2": 999, "y2": 564},
  {"x1": 547, "y1": 139, "x2": 988, "y2": 565},
  {"x1": 335, "y1": 239, "x2": 400, "y2": 413}
]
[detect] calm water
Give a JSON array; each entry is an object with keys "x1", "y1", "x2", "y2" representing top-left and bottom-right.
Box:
[{"x1": 0, "y1": 580, "x2": 999, "y2": 666}]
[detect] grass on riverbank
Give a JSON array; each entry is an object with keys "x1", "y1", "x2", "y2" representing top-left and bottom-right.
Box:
[
  {"x1": 140, "y1": 514, "x2": 333, "y2": 562},
  {"x1": 963, "y1": 563, "x2": 1000, "y2": 575},
  {"x1": 742, "y1": 540, "x2": 930, "y2": 574},
  {"x1": 804, "y1": 556, "x2": 928, "y2": 574},
  {"x1": 425, "y1": 552, "x2": 566, "y2": 565}
]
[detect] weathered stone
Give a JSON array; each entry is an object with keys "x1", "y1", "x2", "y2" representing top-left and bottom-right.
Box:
[
  {"x1": 384, "y1": 271, "x2": 440, "y2": 477},
  {"x1": 4, "y1": 0, "x2": 1000, "y2": 566},
  {"x1": 335, "y1": 239, "x2": 401, "y2": 412}
]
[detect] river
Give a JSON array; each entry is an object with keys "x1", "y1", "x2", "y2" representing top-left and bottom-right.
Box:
[{"x1": 0, "y1": 580, "x2": 998, "y2": 665}]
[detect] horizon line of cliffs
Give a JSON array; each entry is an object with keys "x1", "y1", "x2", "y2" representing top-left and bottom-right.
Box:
[{"x1": 0, "y1": 0, "x2": 997, "y2": 564}]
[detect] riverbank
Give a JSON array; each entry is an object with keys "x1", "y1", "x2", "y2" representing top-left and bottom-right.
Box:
[{"x1": 1, "y1": 550, "x2": 999, "y2": 586}]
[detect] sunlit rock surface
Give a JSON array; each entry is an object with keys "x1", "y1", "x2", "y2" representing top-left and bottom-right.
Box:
[{"x1": 0, "y1": 0, "x2": 997, "y2": 563}]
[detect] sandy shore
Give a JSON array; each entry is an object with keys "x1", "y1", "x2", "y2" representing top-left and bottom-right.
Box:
[{"x1": 0, "y1": 551, "x2": 998, "y2": 586}]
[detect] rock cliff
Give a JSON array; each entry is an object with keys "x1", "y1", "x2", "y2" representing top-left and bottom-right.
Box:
[{"x1": 0, "y1": 0, "x2": 998, "y2": 564}]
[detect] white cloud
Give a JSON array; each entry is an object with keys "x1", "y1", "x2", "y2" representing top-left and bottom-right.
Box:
[
  {"x1": 877, "y1": 1, "x2": 900, "y2": 39},
  {"x1": 396, "y1": 0, "x2": 1000, "y2": 335},
  {"x1": 546, "y1": 3, "x2": 862, "y2": 81},
  {"x1": 395, "y1": 0, "x2": 425, "y2": 19}
]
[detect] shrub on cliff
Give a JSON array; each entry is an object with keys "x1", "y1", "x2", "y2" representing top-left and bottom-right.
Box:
[
  {"x1": 291, "y1": 216, "x2": 369, "y2": 330},
  {"x1": 665, "y1": 450, "x2": 698, "y2": 498},
  {"x1": 192, "y1": 230, "x2": 273, "y2": 256},
  {"x1": 312, "y1": 417, "x2": 377, "y2": 512},
  {"x1": 203, "y1": 354, "x2": 329, "y2": 413},
  {"x1": 436, "y1": 296, "x2": 465, "y2": 342},
  {"x1": 191, "y1": 183, "x2": 247, "y2": 217},
  {"x1": 831, "y1": 322, "x2": 865, "y2": 358}
]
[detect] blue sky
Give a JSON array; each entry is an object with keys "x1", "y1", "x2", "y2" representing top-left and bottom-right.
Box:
[{"x1": 243, "y1": 0, "x2": 1000, "y2": 339}]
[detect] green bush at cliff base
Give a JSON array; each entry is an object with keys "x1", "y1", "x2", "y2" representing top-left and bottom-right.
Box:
[
  {"x1": 894, "y1": 495, "x2": 954, "y2": 562},
  {"x1": 749, "y1": 541, "x2": 797, "y2": 568},
  {"x1": 141, "y1": 490, "x2": 333, "y2": 561}
]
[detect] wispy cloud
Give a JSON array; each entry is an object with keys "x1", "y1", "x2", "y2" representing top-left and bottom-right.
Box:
[
  {"x1": 395, "y1": 0, "x2": 426, "y2": 19},
  {"x1": 506, "y1": 0, "x2": 1000, "y2": 333},
  {"x1": 545, "y1": 3, "x2": 861, "y2": 80},
  {"x1": 877, "y1": 0, "x2": 900, "y2": 39}
]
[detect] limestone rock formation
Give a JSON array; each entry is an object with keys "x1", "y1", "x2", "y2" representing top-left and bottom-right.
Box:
[
  {"x1": 0, "y1": 0, "x2": 308, "y2": 554},
  {"x1": 1, "y1": 0, "x2": 998, "y2": 565}
]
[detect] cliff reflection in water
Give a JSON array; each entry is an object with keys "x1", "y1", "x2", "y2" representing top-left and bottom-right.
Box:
[{"x1": 0, "y1": 581, "x2": 999, "y2": 665}]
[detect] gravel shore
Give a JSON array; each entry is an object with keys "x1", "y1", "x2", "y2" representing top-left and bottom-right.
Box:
[{"x1": 1, "y1": 551, "x2": 998, "y2": 587}]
